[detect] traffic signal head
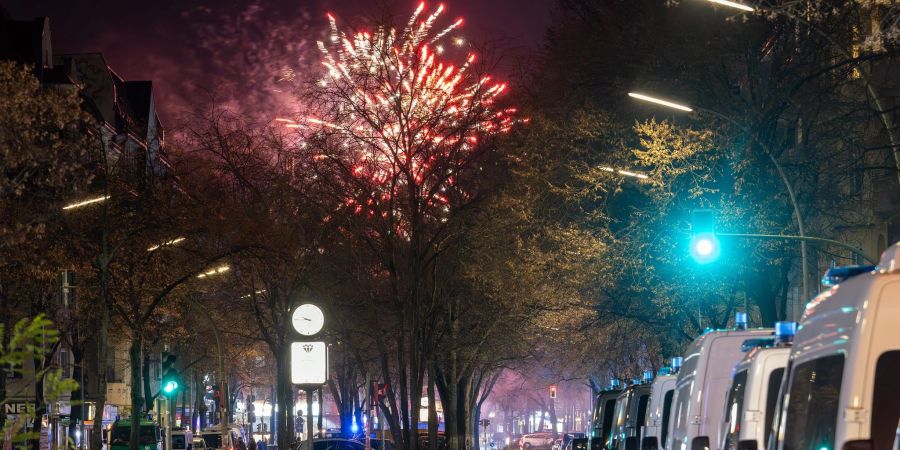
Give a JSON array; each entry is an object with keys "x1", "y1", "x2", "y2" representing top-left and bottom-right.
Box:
[
  {"x1": 161, "y1": 353, "x2": 179, "y2": 397},
  {"x1": 162, "y1": 376, "x2": 179, "y2": 394},
  {"x1": 689, "y1": 232, "x2": 721, "y2": 264},
  {"x1": 549, "y1": 385, "x2": 557, "y2": 399},
  {"x1": 690, "y1": 210, "x2": 720, "y2": 264}
]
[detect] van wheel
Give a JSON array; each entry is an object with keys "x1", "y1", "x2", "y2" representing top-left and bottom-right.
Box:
[{"x1": 525, "y1": 444, "x2": 532, "y2": 449}]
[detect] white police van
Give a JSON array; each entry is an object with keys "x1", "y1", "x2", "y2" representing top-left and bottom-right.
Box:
[
  {"x1": 611, "y1": 371, "x2": 656, "y2": 450},
  {"x1": 667, "y1": 314, "x2": 772, "y2": 450},
  {"x1": 774, "y1": 244, "x2": 900, "y2": 450},
  {"x1": 641, "y1": 358, "x2": 682, "y2": 450},
  {"x1": 592, "y1": 380, "x2": 624, "y2": 450},
  {"x1": 719, "y1": 322, "x2": 795, "y2": 450}
]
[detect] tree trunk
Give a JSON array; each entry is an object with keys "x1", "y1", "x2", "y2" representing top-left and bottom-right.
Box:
[
  {"x1": 275, "y1": 346, "x2": 293, "y2": 450},
  {"x1": 143, "y1": 351, "x2": 153, "y2": 413},
  {"x1": 427, "y1": 372, "x2": 438, "y2": 450},
  {"x1": 548, "y1": 401, "x2": 558, "y2": 439},
  {"x1": 317, "y1": 387, "x2": 324, "y2": 437},
  {"x1": 29, "y1": 357, "x2": 47, "y2": 450},
  {"x1": 69, "y1": 344, "x2": 85, "y2": 442},
  {"x1": 0, "y1": 310, "x2": 10, "y2": 431},
  {"x1": 269, "y1": 385, "x2": 276, "y2": 443},
  {"x1": 129, "y1": 333, "x2": 144, "y2": 450},
  {"x1": 91, "y1": 302, "x2": 109, "y2": 450},
  {"x1": 92, "y1": 245, "x2": 112, "y2": 450}
]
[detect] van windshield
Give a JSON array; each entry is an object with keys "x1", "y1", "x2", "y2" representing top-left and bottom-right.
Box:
[
  {"x1": 110, "y1": 425, "x2": 158, "y2": 445},
  {"x1": 203, "y1": 434, "x2": 223, "y2": 448},
  {"x1": 781, "y1": 355, "x2": 844, "y2": 450},
  {"x1": 872, "y1": 350, "x2": 900, "y2": 450}
]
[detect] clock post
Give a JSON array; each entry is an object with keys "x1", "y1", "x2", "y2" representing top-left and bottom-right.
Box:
[{"x1": 289, "y1": 303, "x2": 327, "y2": 450}]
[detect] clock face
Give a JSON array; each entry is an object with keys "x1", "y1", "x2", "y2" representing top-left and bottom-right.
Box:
[{"x1": 292, "y1": 304, "x2": 325, "y2": 336}]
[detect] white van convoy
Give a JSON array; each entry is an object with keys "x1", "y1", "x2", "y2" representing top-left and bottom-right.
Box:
[
  {"x1": 667, "y1": 314, "x2": 772, "y2": 450},
  {"x1": 774, "y1": 243, "x2": 900, "y2": 450},
  {"x1": 641, "y1": 358, "x2": 682, "y2": 450},
  {"x1": 719, "y1": 322, "x2": 795, "y2": 450}
]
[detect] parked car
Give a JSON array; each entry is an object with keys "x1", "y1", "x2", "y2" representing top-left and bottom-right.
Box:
[
  {"x1": 109, "y1": 420, "x2": 162, "y2": 450},
  {"x1": 201, "y1": 429, "x2": 241, "y2": 450},
  {"x1": 519, "y1": 433, "x2": 555, "y2": 449},
  {"x1": 563, "y1": 438, "x2": 588, "y2": 450},
  {"x1": 171, "y1": 429, "x2": 194, "y2": 450},
  {"x1": 292, "y1": 438, "x2": 377, "y2": 450},
  {"x1": 193, "y1": 438, "x2": 208, "y2": 450}
]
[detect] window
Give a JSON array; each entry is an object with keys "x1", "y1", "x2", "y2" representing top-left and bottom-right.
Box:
[
  {"x1": 661, "y1": 390, "x2": 674, "y2": 449},
  {"x1": 764, "y1": 369, "x2": 785, "y2": 449},
  {"x1": 602, "y1": 399, "x2": 617, "y2": 448},
  {"x1": 111, "y1": 425, "x2": 158, "y2": 446},
  {"x1": 723, "y1": 371, "x2": 748, "y2": 450},
  {"x1": 203, "y1": 434, "x2": 223, "y2": 449},
  {"x1": 636, "y1": 395, "x2": 650, "y2": 435},
  {"x1": 172, "y1": 435, "x2": 187, "y2": 449},
  {"x1": 781, "y1": 355, "x2": 844, "y2": 450},
  {"x1": 871, "y1": 351, "x2": 900, "y2": 450}
]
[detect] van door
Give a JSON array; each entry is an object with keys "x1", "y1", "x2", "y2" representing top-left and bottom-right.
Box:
[{"x1": 870, "y1": 351, "x2": 900, "y2": 450}]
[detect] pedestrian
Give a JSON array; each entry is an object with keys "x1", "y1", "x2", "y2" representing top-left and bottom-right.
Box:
[
  {"x1": 258, "y1": 438, "x2": 267, "y2": 450},
  {"x1": 249, "y1": 436, "x2": 257, "y2": 450}
]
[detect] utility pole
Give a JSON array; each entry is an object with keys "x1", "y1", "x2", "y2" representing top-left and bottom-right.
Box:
[{"x1": 306, "y1": 389, "x2": 315, "y2": 450}]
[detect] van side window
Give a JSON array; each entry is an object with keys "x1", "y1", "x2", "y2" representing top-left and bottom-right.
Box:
[
  {"x1": 603, "y1": 399, "x2": 617, "y2": 448},
  {"x1": 636, "y1": 395, "x2": 650, "y2": 434},
  {"x1": 764, "y1": 368, "x2": 785, "y2": 449},
  {"x1": 781, "y1": 355, "x2": 844, "y2": 450},
  {"x1": 723, "y1": 370, "x2": 748, "y2": 450},
  {"x1": 872, "y1": 350, "x2": 900, "y2": 450},
  {"x1": 661, "y1": 390, "x2": 674, "y2": 449}
]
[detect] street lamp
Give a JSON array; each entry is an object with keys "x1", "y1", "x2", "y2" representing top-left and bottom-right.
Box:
[
  {"x1": 62, "y1": 195, "x2": 110, "y2": 211},
  {"x1": 704, "y1": 0, "x2": 754, "y2": 12},
  {"x1": 600, "y1": 166, "x2": 650, "y2": 181},
  {"x1": 630, "y1": 90, "x2": 811, "y2": 302}
]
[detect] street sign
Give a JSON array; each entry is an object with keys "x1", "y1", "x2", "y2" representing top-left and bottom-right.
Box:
[{"x1": 290, "y1": 341, "x2": 328, "y2": 385}]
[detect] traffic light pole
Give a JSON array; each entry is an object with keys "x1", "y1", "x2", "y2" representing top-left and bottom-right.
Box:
[
  {"x1": 717, "y1": 233, "x2": 877, "y2": 264},
  {"x1": 188, "y1": 296, "x2": 229, "y2": 450}
]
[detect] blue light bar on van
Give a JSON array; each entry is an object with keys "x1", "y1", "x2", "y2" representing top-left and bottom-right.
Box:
[
  {"x1": 740, "y1": 337, "x2": 775, "y2": 352},
  {"x1": 735, "y1": 312, "x2": 748, "y2": 330},
  {"x1": 821, "y1": 265, "x2": 876, "y2": 286},
  {"x1": 775, "y1": 321, "x2": 797, "y2": 344},
  {"x1": 671, "y1": 357, "x2": 683, "y2": 372},
  {"x1": 658, "y1": 367, "x2": 672, "y2": 376},
  {"x1": 610, "y1": 379, "x2": 621, "y2": 389},
  {"x1": 642, "y1": 370, "x2": 653, "y2": 383}
]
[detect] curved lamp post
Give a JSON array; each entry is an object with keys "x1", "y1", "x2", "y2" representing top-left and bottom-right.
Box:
[
  {"x1": 698, "y1": 0, "x2": 900, "y2": 191},
  {"x1": 629, "y1": 91, "x2": 812, "y2": 302}
]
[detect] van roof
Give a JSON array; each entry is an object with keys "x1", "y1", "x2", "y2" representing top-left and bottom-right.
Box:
[
  {"x1": 679, "y1": 328, "x2": 773, "y2": 377},
  {"x1": 793, "y1": 268, "x2": 898, "y2": 363},
  {"x1": 113, "y1": 420, "x2": 157, "y2": 427},
  {"x1": 734, "y1": 345, "x2": 791, "y2": 374}
]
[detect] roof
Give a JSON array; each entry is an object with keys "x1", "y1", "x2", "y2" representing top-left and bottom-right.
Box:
[{"x1": 0, "y1": 16, "x2": 51, "y2": 67}]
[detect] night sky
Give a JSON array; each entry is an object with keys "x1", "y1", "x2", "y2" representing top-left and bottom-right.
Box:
[{"x1": 4, "y1": 0, "x2": 555, "y2": 124}]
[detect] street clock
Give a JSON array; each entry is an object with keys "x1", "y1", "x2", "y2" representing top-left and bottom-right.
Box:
[{"x1": 291, "y1": 303, "x2": 325, "y2": 336}]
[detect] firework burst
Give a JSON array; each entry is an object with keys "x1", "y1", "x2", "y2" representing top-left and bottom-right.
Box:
[{"x1": 291, "y1": 3, "x2": 517, "y2": 233}]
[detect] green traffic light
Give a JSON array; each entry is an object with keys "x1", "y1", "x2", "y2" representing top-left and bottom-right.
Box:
[
  {"x1": 163, "y1": 379, "x2": 179, "y2": 394},
  {"x1": 690, "y1": 232, "x2": 721, "y2": 264}
]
